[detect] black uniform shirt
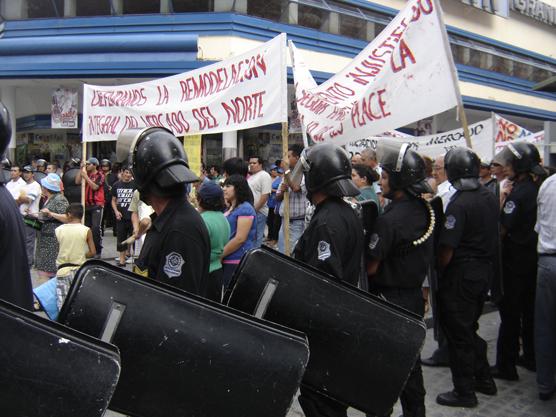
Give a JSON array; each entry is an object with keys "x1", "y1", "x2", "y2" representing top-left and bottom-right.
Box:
[
  {"x1": 439, "y1": 186, "x2": 499, "y2": 263},
  {"x1": 0, "y1": 186, "x2": 33, "y2": 309},
  {"x1": 294, "y1": 197, "x2": 363, "y2": 285},
  {"x1": 368, "y1": 196, "x2": 432, "y2": 288},
  {"x1": 135, "y1": 197, "x2": 211, "y2": 297},
  {"x1": 500, "y1": 178, "x2": 538, "y2": 248}
]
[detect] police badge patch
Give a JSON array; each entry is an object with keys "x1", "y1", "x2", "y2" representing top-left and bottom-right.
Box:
[
  {"x1": 317, "y1": 241, "x2": 331, "y2": 261},
  {"x1": 163, "y1": 252, "x2": 185, "y2": 278},
  {"x1": 503, "y1": 201, "x2": 516, "y2": 214},
  {"x1": 445, "y1": 215, "x2": 456, "y2": 230},
  {"x1": 368, "y1": 233, "x2": 380, "y2": 250}
]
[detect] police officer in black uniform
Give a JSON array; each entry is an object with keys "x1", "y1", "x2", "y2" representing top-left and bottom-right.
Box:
[
  {"x1": 0, "y1": 101, "x2": 34, "y2": 310},
  {"x1": 293, "y1": 143, "x2": 364, "y2": 417},
  {"x1": 62, "y1": 157, "x2": 82, "y2": 204},
  {"x1": 435, "y1": 147, "x2": 499, "y2": 408},
  {"x1": 117, "y1": 127, "x2": 213, "y2": 298},
  {"x1": 366, "y1": 142, "x2": 434, "y2": 417},
  {"x1": 491, "y1": 142, "x2": 545, "y2": 380}
]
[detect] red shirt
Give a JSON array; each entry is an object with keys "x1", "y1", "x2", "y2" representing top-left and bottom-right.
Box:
[{"x1": 85, "y1": 171, "x2": 105, "y2": 207}]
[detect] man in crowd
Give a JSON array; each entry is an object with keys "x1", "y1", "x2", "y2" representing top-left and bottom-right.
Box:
[
  {"x1": 6, "y1": 164, "x2": 25, "y2": 199},
  {"x1": 479, "y1": 160, "x2": 498, "y2": 196},
  {"x1": 16, "y1": 165, "x2": 42, "y2": 266},
  {"x1": 101, "y1": 159, "x2": 117, "y2": 233},
  {"x1": 366, "y1": 142, "x2": 433, "y2": 417},
  {"x1": 294, "y1": 143, "x2": 364, "y2": 417},
  {"x1": 535, "y1": 169, "x2": 556, "y2": 401},
  {"x1": 432, "y1": 154, "x2": 456, "y2": 210},
  {"x1": 492, "y1": 142, "x2": 544, "y2": 380},
  {"x1": 36, "y1": 158, "x2": 47, "y2": 174},
  {"x1": 276, "y1": 144, "x2": 307, "y2": 254},
  {"x1": 111, "y1": 166, "x2": 136, "y2": 267},
  {"x1": 76, "y1": 157, "x2": 105, "y2": 258},
  {"x1": 435, "y1": 148, "x2": 499, "y2": 408},
  {"x1": 118, "y1": 127, "x2": 211, "y2": 297},
  {"x1": 247, "y1": 156, "x2": 272, "y2": 248},
  {"x1": 360, "y1": 148, "x2": 384, "y2": 207},
  {"x1": 0, "y1": 101, "x2": 33, "y2": 310},
  {"x1": 491, "y1": 160, "x2": 511, "y2": 207}
]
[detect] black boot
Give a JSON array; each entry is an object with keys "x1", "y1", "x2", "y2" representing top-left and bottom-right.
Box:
[
  {"x1": 436, "y1": 390, "x2": 478, "y2": 408},
  {"x1": 475, "y1": 377, "x2": 497, "y2": 396}
]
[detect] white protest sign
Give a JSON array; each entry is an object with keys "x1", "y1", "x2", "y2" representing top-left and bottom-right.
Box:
[
  {"x1": 346, "y1": 118, "x2": 494, "y2": 160},
  {"x1": 291, "y1": 0, "x2": 460, "y2": 146},
  {"x1": 493, "y1": 114, "x2": 534, "y2": 153},
  {"x1": 494, "y1": 130, "x2": 545, "y2": 154},
  {"x1": 83, "y1": 34, "x2": 287, "y2": 142}
]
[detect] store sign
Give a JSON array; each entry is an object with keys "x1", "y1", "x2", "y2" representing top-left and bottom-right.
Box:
[
  {"x1": 511, "y1": 0, "x2": 556, "y2": 26},
  {"x1": 83, "y1": 34, "x2": 287, "y2": 142},
  {"x1": 291, "y1": 0, "x2": 460, "y2": 146},
  {"x1": 51, "y1": 88, "x2": 78, "y2": 129},
  {"x1": 460, "y1": 0, "x2": 510, "y2": 18}
]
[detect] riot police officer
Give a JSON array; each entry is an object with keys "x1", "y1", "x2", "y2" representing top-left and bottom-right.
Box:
[
  {"x1": 491, "y1": 142, "x2": 545, "y2": 380},
  {"x1": 366, "y1": 142, "x2": 434, "y2": 417},
  {"x1": 117, "y1": 127, "x2": 212, "y2": 298},
  {"x1": 293, "y1": 143, "x2": 364, "y2": 417},
  {"x1": 435, "y1": 148, "x2": 499, "y2": 408},
  {"x1": 0, "y1": 101, "x2": 34, "y2": 309}
]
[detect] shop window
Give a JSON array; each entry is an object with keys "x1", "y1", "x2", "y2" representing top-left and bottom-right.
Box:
[
  {"x1": 298, "y1": 4, "x2": 328, "y2": 31},
  {"x1": 27, "y1": 0, "x2": 63, "y2": 18},
  {"x1": 76, "y1": 0, "x2": 112, "y2": 16},
  {"x1": 512, "y1": 61, "x2": 531, "y2": 79},
  {"x1": 172, "y1": 0, "x2": 212, "y2": 12},
  {"x1": 338, "y1": 13, "x2": 366, "y2": 40},
  {"x1": 123, "y1": 0, "x2": 160, "y2": 14},
  {"x1": 247, "y1": 0, "x2": 284, "y2": 21}
]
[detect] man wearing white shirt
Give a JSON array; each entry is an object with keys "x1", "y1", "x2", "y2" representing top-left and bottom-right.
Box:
[
  {"x1": 534, "y1": 173, "x2": 556, "y2": 401},
  {"x1": 247, "y1": 156, "x2": 272, "y2": 248},
  {"x1": 433, "y1": 155, "x2": 456, "y2": 211},
  {"x1": 16, "y1": 165, "x2": 42, "y2": 266},
  {"x1": 6, "y1": 165, "x2": 26, "y2": 199}
]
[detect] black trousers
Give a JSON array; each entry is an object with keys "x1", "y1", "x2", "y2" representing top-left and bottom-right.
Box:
[
  {"x1": 115, "y1": 219, "x2": 133, "y2": 252},
  {"x1": 368, "y1": 287, "x2": 426, "y2": 417},
  {"x1": 496, "y1": 243, "x2": 537, "y2": 370},
  {"x1": 438, "y1": 261, "x2": 491, "y2": 394},
  {"x1": 266, "y1": 207, "x2": 281, "y2": 241},
  {"x1": 85, "y1": 206, "x2": 103, "y2": 255}
]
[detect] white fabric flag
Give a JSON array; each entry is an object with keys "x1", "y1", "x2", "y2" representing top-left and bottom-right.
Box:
[
  {"x1": 346, "y1": 118, "x2": 494, "y2": 160},
  {"x1": 83, "y1": 34, "x2": 287, "y2": 142},
  {"x1": 291, "y1": 0, "x2": 460, "y2": 146}
]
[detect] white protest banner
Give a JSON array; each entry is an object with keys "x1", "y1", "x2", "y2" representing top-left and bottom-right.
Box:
[
  {"x1": 494, "y1": 130, "x2": 545, "y2": 154},
  {"x1": 291, "y1": 0, "x2": 460, "y2": 146},
  {"x1": 52, "y1": 88, "x2": 78, "y2": 128},
  {"x1": 83, "y1": 34, "x2": 287, "y2": 142},
  {"x1": 346, "y1": 118, "x2": 494, "y2": 160},
  {"x1": 493, "y1": 114, "x2": 533, "y2": 153}
]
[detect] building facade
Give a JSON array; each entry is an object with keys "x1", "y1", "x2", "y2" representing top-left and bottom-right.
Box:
[{"x1": 1, "y1": 0, "x2": 555, "y2": 167}]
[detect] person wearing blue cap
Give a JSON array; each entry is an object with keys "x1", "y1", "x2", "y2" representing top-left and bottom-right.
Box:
[
  {"x1": 197, "y1": 181, "x2": 230, "y2": 302},
  {"x1": 32, "y1": 173, "x2": 69, "y2": 284}
]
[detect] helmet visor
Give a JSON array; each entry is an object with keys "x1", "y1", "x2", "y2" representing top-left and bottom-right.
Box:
[
  {"x1": 493, "y1": 144, "x2": 520, "y2": 167},
  {"x1": 376, "y1": 141, "x2": 410, "y2": 172},
  {"x1": 116, "y1": 128, "x2": 147, "y2": 165}
]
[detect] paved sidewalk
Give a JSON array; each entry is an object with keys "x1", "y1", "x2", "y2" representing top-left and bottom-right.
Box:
[{"x1": 33, "y1": 233, "x2": 555, "y2": 417}]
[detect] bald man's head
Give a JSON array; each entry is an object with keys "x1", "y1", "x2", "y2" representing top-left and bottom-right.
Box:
[
  {"x1": 432, "y1": 155, "x2": 448, "y2": 184},
  {"x1": 360, "y1": 148, "x2": 378, "y2": 169}
]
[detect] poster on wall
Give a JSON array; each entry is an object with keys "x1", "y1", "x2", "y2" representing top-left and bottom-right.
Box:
[
  {"x1": 52, "y1": 88, "x2": 78, "y2": 128},
  {"x1": 183, "y1": 135, "x2": 202, "y2": 177}
]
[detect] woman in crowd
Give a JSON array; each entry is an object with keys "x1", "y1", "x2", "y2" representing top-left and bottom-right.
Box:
[
  {"x1": 197, "y1": 181, "x2": 231, "y2": 302},
  {"x1": 351, "y1": 164, "x2": 381, "y2": 210},
  {"x1": 221, "y1": 174, "x2": 257, "y2": 290},
  {"x1": 35, "y1": 173, "x2": 69, "y2": 283}
]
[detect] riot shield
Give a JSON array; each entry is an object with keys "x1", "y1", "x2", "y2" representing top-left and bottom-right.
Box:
[
  {"x1": 226, "y1": 247, "x2": 427, "y2": 416},
  {"x1": 0, "y1": 299, "x2": 120, "y2": 417},
  {"x1": 58, "y1": 260, "x2": 309, "y2": 417}
]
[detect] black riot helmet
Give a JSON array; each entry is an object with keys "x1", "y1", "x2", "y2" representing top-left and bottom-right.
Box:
[
  {"x1": 376, "y1": 142, "x2": 432, "y2": 198},
  {"x1": 117, "y1": 127, "x2": 198, "y2": 198},
  {"x1": 0, "y1": 101, "x2": 12, "y2": 158},
  {"x1": 493, "y1": 142, "x2": 545, "y2": 177},
  {"x1": 444, "y1": 147, "x2": 481, "y2": 191},
  {"x1": 299, "y1": 143, "x2": 360, "y2": 198},
  {"x1": 100, "y1": 159, "x2": 111, "y2": 169}
]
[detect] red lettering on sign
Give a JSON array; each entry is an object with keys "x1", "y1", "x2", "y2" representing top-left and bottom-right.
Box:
[
  {"x1": 350, "y1": 89, "x2": 390, "y2": 128},
  {"x1": 221, "y1": 91, "x2": 266, "y2": 125},
  {"x1": 192, "y1": 106, "x2": 219, "y2": 131}
]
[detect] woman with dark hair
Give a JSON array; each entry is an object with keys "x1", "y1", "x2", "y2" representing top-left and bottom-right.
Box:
[
  {"x1": 351, "y1": 164, "x2": 380, "y2": 210},
  {"x1": 221, "y1": 174, "x2": 257, "y2": 289},
  {"x1": 197, "y1": 181, "x2": 230, "y2": 302}
]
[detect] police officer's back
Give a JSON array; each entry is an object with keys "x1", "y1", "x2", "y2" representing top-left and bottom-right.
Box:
[
  {"x1": 117, "y1": 127, "x2": 212, "y2": 298},
  {"x1": 0, "y1": 102, "x2": 33, "y2": 310},
  {"x1": 435, "y1": 148, "x2": 499, "y2": 408},
  {"x1": 292, "y1": 143, "x2": 364, "y2": 417}
]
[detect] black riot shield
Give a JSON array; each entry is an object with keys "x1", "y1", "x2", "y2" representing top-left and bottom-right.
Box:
[
  {"x1": 0, "y1": 299, "x2": 120, "y2": 417},
  {"x1": 58, "y1": 260, "x2": 309, "y2": 417},
  {"x1": 226, "y1": 247, "x2": 427, "y2": 416}
]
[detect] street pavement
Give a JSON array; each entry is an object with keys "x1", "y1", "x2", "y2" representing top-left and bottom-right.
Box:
[{"x1": 32, "y1": 233, "x2": 556, "y2": 417}]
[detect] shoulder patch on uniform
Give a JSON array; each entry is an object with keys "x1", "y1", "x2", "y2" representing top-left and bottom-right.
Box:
[
  {"x1": 163, "y1": 252, "x2": 185, "y2": 278},
  {"x1": 503, "y1": 200, "x2": 516, "y2": 214},
  {"x1": 317, "y1": 241, "x2": 331, "y2": 261},
  {"x1": 445, "y1": 215, "x2": 456, "y2": 230},
  {"x1": 368, "y1": 233, "x2": 380, "y2": 250}
]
